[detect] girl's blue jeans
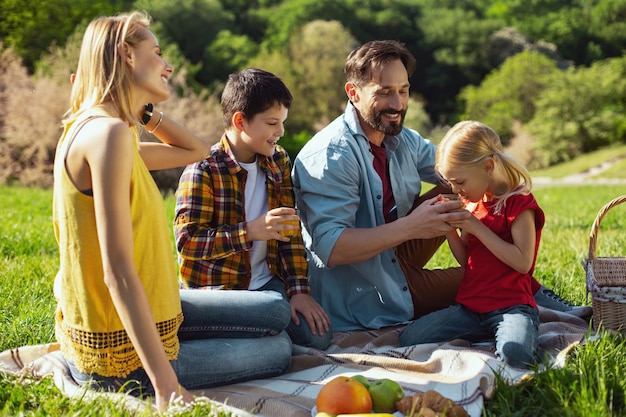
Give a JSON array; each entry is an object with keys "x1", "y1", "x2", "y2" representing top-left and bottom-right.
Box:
[{"x1": 398, "y1": 303, "x2": 540, "y2": 369}]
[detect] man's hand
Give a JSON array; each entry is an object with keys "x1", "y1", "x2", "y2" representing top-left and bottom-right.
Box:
[{"x1": 403, "y1": 195, "x2": 471, "y2": 240}]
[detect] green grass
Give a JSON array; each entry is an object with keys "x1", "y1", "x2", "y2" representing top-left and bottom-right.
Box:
[
  {"x1": 595, "y1": 157, "x2": 626, "y2": 180},
  {"x1": 2, "y1": 177, "x2": 626, "y2": 416},
  {"x1": 529, "y1": 144, "x2": 626, "y2": 180}
]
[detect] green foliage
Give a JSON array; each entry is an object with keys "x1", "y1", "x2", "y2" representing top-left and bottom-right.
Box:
[
  {"x1": 3, "y1": 0, "x2": 626, "y2": 180},
  {"x1": 206, "y1": 30, "x2": 258, "y2": 75},
  {"x1": 342, "y1": 0, "x2": 423, "y2": 47},
  {"x1": 280, "y1": 130, "x2": 313, "y2": 162},
  {"x1": 418, "y1": 6, "x2": 503, "y2": 78},
  {"x1": 32, "y1": 26, "x2": 82, "y2": 82},
  {"x1": 460, "y1": 50, "x2": 559, "y2": 143},
  {"x1": 589, "y1": 0, "x2": 626, "y2": 55},
  {"x1": 404, "y1": 97, "x2": 433, "y2": 137},
  {"x1": 529, "y1": 56, "x2": 626, "y2": 167},
  {"x1": 135, "y1": 0, "x2": 236, "y2": 86},
  {"x1": 259, "y1": 0, "x2": 352, "y2": 51},
  {"x1": 0, "y1": 0, "x2": 132, "y2": 73},
  {"x1": 286, "y1": 20, "x2": 357, "y2": 133},
  {"x1": 487, "y1": 0, "x2": 626, "y2": 66},
  {"x1": 246, "y1": 19, "x2": 355, "y2": 135}
]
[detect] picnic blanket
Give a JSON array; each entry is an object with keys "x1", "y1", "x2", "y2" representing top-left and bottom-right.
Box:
[{"x1": 1, "y1": 308, "x2": 591, "y2": 417}]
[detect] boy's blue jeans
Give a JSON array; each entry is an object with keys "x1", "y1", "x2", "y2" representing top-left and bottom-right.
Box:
[
  {"x1": 68, "y1": 288, "x2": 294, "y2": 395},
  {"x1": 398, "y1": 303, "x2": 540, "y2": 369},
  {"x1": 258, "y1": 276, "x2": 332, "y2": 351}
]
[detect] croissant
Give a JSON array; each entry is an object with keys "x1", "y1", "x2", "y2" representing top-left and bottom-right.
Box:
[{"x1": 395, "y1": 390, "x2": 469, "y2": 417}]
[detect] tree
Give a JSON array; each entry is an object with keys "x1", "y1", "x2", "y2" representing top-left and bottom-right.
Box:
[
  {"x1": 287, "y1": 20, "x2": 357, "y2": 133},
  {"x1": 204, "y1": 30, "x2": 259, "y2": 82},
  {"x1": 460, "y1": 50, "x2": 559, "y2": 143},
  {"x1": 528, "y1": 56, "x2": 626, "y2": 167},
  {"x1": 258, "y1": 0, "x2": 352, "y2": 51},
  {"x1": 415, "y1": 5, "x2": 506, "y2": 119},
  {"x1": 484, "y1": 0, "x2": 626, "y2": 65},
  {"x1": 135, "y1": 0, "x2": 236, "y2": 86},
  {"x1": 587, "y1": 0, "x2": 626, "y2": 58},
  {"x1": 0, "y1": 0, "x2": 131, "y2": 73}
]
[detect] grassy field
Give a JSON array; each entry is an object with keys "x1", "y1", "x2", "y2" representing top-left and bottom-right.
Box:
[
  {"x1": 1, "y1": 160, "x2": 626, "y2": 415},
  {"x1": 529, "y1": 144, "x2": 626, "y2": 180}
]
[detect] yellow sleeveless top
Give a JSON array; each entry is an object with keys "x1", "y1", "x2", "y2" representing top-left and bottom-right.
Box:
[{"x1": 52, "y1": 116, "x2": 183, "y2": 377}]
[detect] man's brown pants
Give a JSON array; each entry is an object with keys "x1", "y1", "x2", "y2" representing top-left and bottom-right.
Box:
[{"x1": 394, "y1": 183, "x2": 464, "y2": 319}]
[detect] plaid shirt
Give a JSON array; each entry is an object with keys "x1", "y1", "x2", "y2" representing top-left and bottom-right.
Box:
[{"x1": 174, "y1": 135, "x2": 309, "y2": 297}]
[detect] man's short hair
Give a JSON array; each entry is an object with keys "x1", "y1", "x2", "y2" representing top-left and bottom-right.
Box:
[{"x1": 344, "y1": 40, "x2": 416, "y2": 86}]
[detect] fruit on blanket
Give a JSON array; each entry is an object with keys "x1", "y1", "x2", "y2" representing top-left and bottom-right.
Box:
[
  {"x1": 316, "y1": 376, "x2": 373, "y2": 415},
  {"x1": 314, "y1": 413, "x2": 335, "y2": 417},
  {"x1": 368, "y1": 378, "x2": 405, "y2": 412},
  {"x1": 352, "y1": 374, "x2": 371, "y2": 390}
]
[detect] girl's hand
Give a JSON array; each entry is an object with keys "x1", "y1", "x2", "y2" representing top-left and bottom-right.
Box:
[{"x1": 447, "y1": 213, "x2": 482, "y2": 234}]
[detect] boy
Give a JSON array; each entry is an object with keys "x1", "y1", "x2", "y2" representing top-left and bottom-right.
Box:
[{"x1": 174, "y1": 68, "x2": 331, "y2": 350}]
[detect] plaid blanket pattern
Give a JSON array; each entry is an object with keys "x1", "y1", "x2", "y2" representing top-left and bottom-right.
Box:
[{"x1": 0, "y1": 309, "x2": 591, "y2": 417}]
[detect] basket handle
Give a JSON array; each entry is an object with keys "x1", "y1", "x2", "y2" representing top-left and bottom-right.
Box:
[{"x1": 588, "y1": 195, "x2": 626, "y2": 261}]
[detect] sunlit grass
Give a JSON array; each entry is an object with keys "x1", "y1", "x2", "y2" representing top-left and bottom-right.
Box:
[
  {"x1": 529, "y1": 144, "x2": 626, "y2": 179},
  {"x1": 2, "y1": 179, "x2": 626, "y2": 416}
]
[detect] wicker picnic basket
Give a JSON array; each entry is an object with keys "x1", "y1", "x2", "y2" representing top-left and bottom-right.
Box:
[{"x1": 583, "y1": 195, "x2": 626, "y2": 333}]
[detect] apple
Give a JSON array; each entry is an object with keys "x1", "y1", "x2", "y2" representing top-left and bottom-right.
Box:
[
  {"x1": 352, "y1": 374, "x2": 370, "y2": 390},
  {"x1": 368, "y1": 378, "x2": 405, "y2": 413},
  {"x1": 316, "y1": 375, "x2": 372, "y2": 415}
]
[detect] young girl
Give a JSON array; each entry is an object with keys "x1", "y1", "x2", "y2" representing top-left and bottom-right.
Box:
[
  {"x1": 398, "y1": 121, "x2": 543, "y2": 369},
  {"x1": 53, "y1": 11, "x2": 291, "y2": 410}
]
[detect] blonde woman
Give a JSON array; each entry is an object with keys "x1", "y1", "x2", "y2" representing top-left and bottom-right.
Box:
[
  {"x1": 53, "y1": 11, "x2": 291, "y2": 410},
  {"x1": 398, "y1": 121, "x2": 543, "y2": 369}
]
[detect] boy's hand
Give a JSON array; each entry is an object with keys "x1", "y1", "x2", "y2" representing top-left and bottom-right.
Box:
[
  {"x1": 246, "y1": 207, "x2": 298, "y2": 242},
  {"x1": 289, "y1": 293, "x2": 330, "y2": 336}
]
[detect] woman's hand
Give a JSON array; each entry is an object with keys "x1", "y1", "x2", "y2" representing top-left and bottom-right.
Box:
[{"x1": 155, "y1": 384, "x2": 195, "y2": 411}]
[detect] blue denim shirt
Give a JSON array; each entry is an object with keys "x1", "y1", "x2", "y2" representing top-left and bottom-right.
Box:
[{"x1": 292, "y1": 102, "x2": 439, "y2": 330}]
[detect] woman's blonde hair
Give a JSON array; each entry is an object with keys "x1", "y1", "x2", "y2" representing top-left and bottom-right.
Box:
[
  {"x1": 64, "y1": 11, "x2": 152, "y2": 136},
  {"x1": 436, "y1": 120, "x2": 532, "y2": 214}
]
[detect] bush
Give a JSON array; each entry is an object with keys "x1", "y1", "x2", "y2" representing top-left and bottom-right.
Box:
[
  {"x1": 0, "y1": 44, "x2": 65, "y2": 187},
  {"x1": 0, "y1": 41, "x2": 222, "y2": 192}
]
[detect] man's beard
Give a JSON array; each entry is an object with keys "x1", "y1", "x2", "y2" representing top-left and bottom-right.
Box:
[{"x1": 363, "y1": 108, "x2": 406, "y2": 136}]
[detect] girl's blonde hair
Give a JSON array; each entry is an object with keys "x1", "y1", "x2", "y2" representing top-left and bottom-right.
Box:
[
  {"x1": 64, "y1": 11, "x2": 152, "y2": 136},
  {"x1": 436, "y1": 120, "x2": 532, "y2": 214}
]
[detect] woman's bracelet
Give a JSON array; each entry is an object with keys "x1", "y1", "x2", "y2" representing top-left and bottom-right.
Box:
[{"x1": 148, "y1": 111, "x2": 164, "y2": 134}]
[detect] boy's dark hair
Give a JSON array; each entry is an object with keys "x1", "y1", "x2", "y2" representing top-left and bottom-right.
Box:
[
  {"x1": 344, "y1": 40, "x2": 416, "y2": 86},
  {"x1": 221, "y1": 68, "x2": 293, "y2": 128}
]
